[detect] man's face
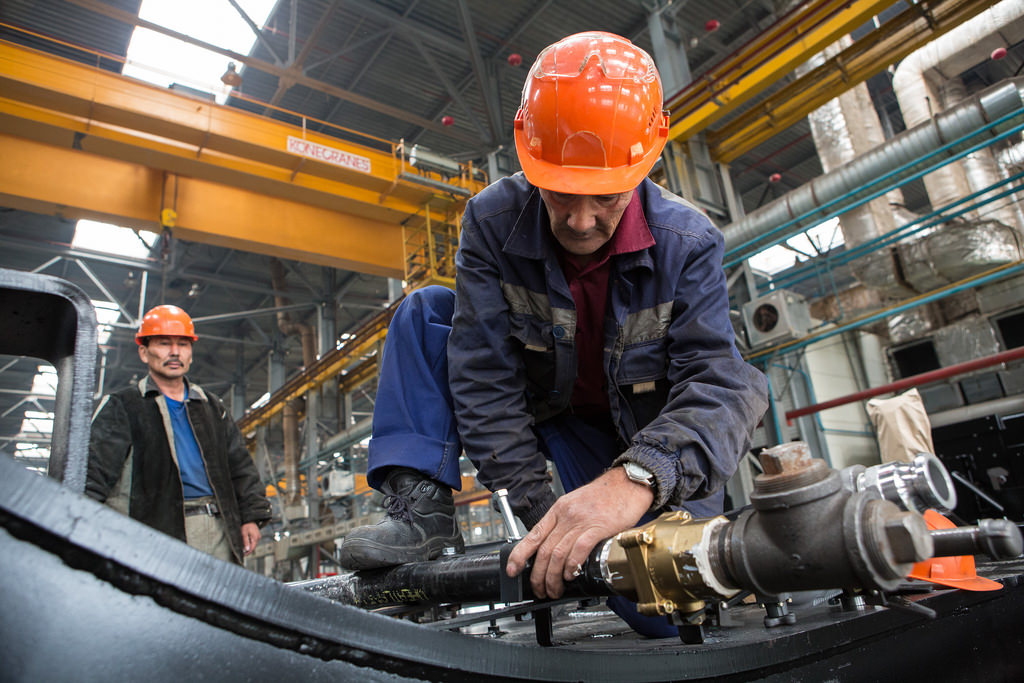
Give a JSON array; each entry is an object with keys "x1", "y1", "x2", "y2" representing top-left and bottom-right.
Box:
[
  {"x1": 139, "y1": 336, "x2": 193, "y2": 381},
  {"x1": 538, "y1": 189, "x2": 633, "y2": 260}
]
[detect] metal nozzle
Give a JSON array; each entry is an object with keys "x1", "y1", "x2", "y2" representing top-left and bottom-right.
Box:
[
  {"x1": 853, "y1": 453, "x2": 957, "y2": 513},
  {"x1": 931, "y1": 518, "x2": 1024, "y2": 560}
]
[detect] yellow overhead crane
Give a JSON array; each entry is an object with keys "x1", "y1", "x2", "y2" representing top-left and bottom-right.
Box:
[
  {"x1": 0, "y1": 38, "x2": 487, "y2": 278},
  {"x1": 666, "y1": 0, "x2": 900, "y2": 143},
  {"x1": 0, "y1": 35, "x2": 484, "y2": 436},
  {"x1": 666, "y1": 0, "x2": 995, "y2": 162}
]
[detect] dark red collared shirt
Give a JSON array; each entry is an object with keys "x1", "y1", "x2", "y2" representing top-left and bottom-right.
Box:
[{"x1": 555, "y1": 191, "x2": 655, "y2": 419}]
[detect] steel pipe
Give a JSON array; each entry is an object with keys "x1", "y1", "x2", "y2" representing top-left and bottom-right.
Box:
[{"x1": 723, "y1": 78, "x2": 1024, "y2": 260}]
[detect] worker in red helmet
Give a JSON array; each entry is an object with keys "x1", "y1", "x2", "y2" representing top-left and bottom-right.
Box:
[
  {"x1": 340, "y1": 32, "x2": 768, "y2": 636},
  {"x1": 86, "y1": 304, "x2": 270, "y2": 566}
]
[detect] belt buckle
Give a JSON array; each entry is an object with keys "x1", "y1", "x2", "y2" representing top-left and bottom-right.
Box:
[{"x1": 186, "y1": 501, "x2": 217, "y2": 516}]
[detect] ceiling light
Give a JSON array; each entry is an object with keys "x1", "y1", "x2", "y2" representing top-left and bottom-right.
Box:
[{"x1": 220, "y1": 62, "x2": 242, "y2": 88}]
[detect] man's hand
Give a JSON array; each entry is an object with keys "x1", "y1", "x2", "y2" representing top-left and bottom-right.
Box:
[
  {"x1": 505, "y1": 466, "x2": 654, "y2": 599},
  {"x1": 241, "y1": 522, "x2": 261, "y2": 555}
]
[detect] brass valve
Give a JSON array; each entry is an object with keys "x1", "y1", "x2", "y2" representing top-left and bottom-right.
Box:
[{"x1": 599, "y1": 510, "x2": 738, "y2": 618}]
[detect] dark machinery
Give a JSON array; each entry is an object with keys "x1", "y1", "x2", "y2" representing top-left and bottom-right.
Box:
[
  {"x1": 3, "y1": 266, "x2": 1024, "y2": 682},
  {"x1": 294, "y1": 443, "x2": 1020, "y2": 645}
]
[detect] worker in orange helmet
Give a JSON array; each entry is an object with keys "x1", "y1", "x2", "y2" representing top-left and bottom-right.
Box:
[
  {"x1": 340, "y1": 32, "x2": 768, "y2": 636},
  {"x1": 86, "y1": 304, "x2": 270, "y2": 566}
]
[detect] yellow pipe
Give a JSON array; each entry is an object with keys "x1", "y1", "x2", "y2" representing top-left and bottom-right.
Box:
[
  {"x1": 667, "y1": 0, "x2": 898, "y2": 142},
  {"x1": 0, "y1": 133, "x2": 406, "y2": 277}
]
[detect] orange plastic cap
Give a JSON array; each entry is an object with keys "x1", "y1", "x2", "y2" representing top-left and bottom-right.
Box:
[
  {"x1": 908, "y1": 510, "x2": 1002, "y2": 591},
  {"x1": 135, "y1": 304, "x2": 198, "y2": 344},
  {"x1": 513, "y1": 31, "x2": 669, "y2": 195}
]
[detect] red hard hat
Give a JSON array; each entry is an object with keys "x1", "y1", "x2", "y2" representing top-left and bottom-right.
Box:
[
  {"x1": 513, "y1": 31, "x2": 669, "y2": 195},
  {"x1": 135, "y1": 304, "x2": 198, "y2": 344},
  {"x1": 907, "y1": 510, "x2": 1002, "y2": 591}
]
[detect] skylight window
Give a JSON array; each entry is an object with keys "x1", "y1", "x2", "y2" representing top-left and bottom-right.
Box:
[
  {"x1": 12, "y1": 364, "x2": 57, "y2": 469},
  {"x1": 72, "y1": 222, "x2": 156, "y2": 343},
  {"x1": 93, "y1": 300, "x2": 123, "y2": 346},
  {"x1": 747, "y1": 218, "x2": 844, "y2": 275},
  {"x1": 122, "y1": 0, "x2": 277, "y2": 104},
  {"x1": 72, "y1": 220, "x2": 158, "y2": 260},
  {"x1": 22, "y1": 410, "x2": 54, "y2": 436},
  {"x1": 30, "y1": 365, "x2": 57, "y2": 397},
  {"x1": 14, "y1": 443, "x2": 49, "y2": 474}
]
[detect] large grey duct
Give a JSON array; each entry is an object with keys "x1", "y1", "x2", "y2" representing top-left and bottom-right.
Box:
[
  {"x1": 1001, "y1": 142, "x2": 1024, "y2": 169},
  {"x1": 892, "y1": 0, "x2": 1024, "y2": 232},
  {"x1": 997, "y1": 141, "x2": 1024, "y2": 229},
  {"x1": 723, "y1": 78, "x2": 1024, "y2": 261},
  {"x1": 799, "y1": 36, "x2": 910, "y2": 296}
]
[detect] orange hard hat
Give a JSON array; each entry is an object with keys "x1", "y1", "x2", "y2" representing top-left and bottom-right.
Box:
[
  {"x1": 135, "y1": 304, "x2": 198, "y2": 344},
  {"x1": 513, "y1": 31, "x2": 669, "y2": 195},
  {"x1": 907, "y1": 510, "x2": 1002, "y2": 591}
]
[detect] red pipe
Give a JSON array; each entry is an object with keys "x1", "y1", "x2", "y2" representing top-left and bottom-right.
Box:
[{"x1": 785, "y1": 346, "x2": 1024, "y2": 424}]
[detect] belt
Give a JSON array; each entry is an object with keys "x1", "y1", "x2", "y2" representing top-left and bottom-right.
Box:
[{"x1": 184, "y1": 502, "x2": 220, "y2": 517}]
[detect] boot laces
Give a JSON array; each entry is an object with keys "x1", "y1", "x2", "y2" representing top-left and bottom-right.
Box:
[{"x1": 382, "y1": 493, "x2": 412, "y2": 522}]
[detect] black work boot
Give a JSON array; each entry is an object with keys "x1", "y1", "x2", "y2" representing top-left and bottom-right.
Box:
[{"x1": 339, "y1": 467, "x2": 464, "y2": 570}]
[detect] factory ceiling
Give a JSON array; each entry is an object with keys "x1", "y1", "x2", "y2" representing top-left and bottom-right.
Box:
[{"x1": 0, "y1": 0, "x2": 1021, "y2": 465}]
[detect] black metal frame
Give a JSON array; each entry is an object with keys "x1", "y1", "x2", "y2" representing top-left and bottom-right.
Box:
[{"x1": 0, "y1": 267, "x2": 96, "y2": 492}]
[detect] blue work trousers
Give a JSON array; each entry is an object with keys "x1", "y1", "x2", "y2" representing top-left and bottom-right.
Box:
[{"x1": 368, "y1": 286, "x2": 682, "y2": 637}]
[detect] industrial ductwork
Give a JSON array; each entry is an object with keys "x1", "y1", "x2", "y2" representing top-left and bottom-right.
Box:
[
  {"x1": 730, "y1": 2, "x2": 1024, "y2": 307},
  {"x1": 882, "y1": 0, "x2": 1024, "y2": 298},
  {"x1": 727, "y1": 85, "x2": 1023, "y2": 334},
  {"x1": 798, "y1": 37, "x2": 912, "y2": 297},
  {"x1": 996, "y1": 141, "x2": 1024, "y2": 229},
  {"x1": 777, "y1": 2, "x2": 1024, "y2": 303},
  {"x1": 892, "y1": 0, "x2": 1024, "y2": 234},
  {"x1": 724, "y1": 78, "x2": 1024, "y2": 262}
]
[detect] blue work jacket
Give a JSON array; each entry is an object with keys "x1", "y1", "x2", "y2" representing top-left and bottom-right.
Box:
[{"x1": 449, "y1": 173, "x2": 769, "y2": 527}]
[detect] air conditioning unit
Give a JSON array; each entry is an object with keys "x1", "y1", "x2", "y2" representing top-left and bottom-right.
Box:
[{"x1": 742, "y1": 290, "x2": 812, "y2": 350}]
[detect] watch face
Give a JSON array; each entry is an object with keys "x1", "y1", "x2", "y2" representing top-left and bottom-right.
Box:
[{"x1": 624, "y1": 462, "x2": 653, "y2": 486}]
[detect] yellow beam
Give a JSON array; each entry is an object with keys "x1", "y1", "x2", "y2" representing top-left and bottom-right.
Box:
[
  {"x1": 237, "y1": 300, "x2": 398, "y2": 432},
  {"x1": 666, "y1": 0, "x2": 899, "y2": 142},
  {"x1": 0, "y1": 134, "x2": 405, "y2": 277},
  {"x1": 0, "y1": 40, "x2": 483, "y2": 213},
  {"x1": 708, "y1": 0, "x2": 993, "y2": 162},
  {"x1": 0, "y1": 41, "x2": 485, "y2": 272}
]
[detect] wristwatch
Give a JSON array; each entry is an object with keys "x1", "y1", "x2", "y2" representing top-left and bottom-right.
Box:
[{"x1": 622, "y1": 461, "x2": 655, "y2": 489}]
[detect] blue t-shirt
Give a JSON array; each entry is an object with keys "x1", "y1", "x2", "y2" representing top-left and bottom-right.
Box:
[{"x1": 165, "y1": 395, "x2": 214, "y2": 498}]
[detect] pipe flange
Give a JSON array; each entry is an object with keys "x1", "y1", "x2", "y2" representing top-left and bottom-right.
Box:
[
  {"x1": 856, "y1": 453, "x2": 956, "y2": 514},
  {"x1": 751, "y1": 467, "x2": 842, "y2": 510}
]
